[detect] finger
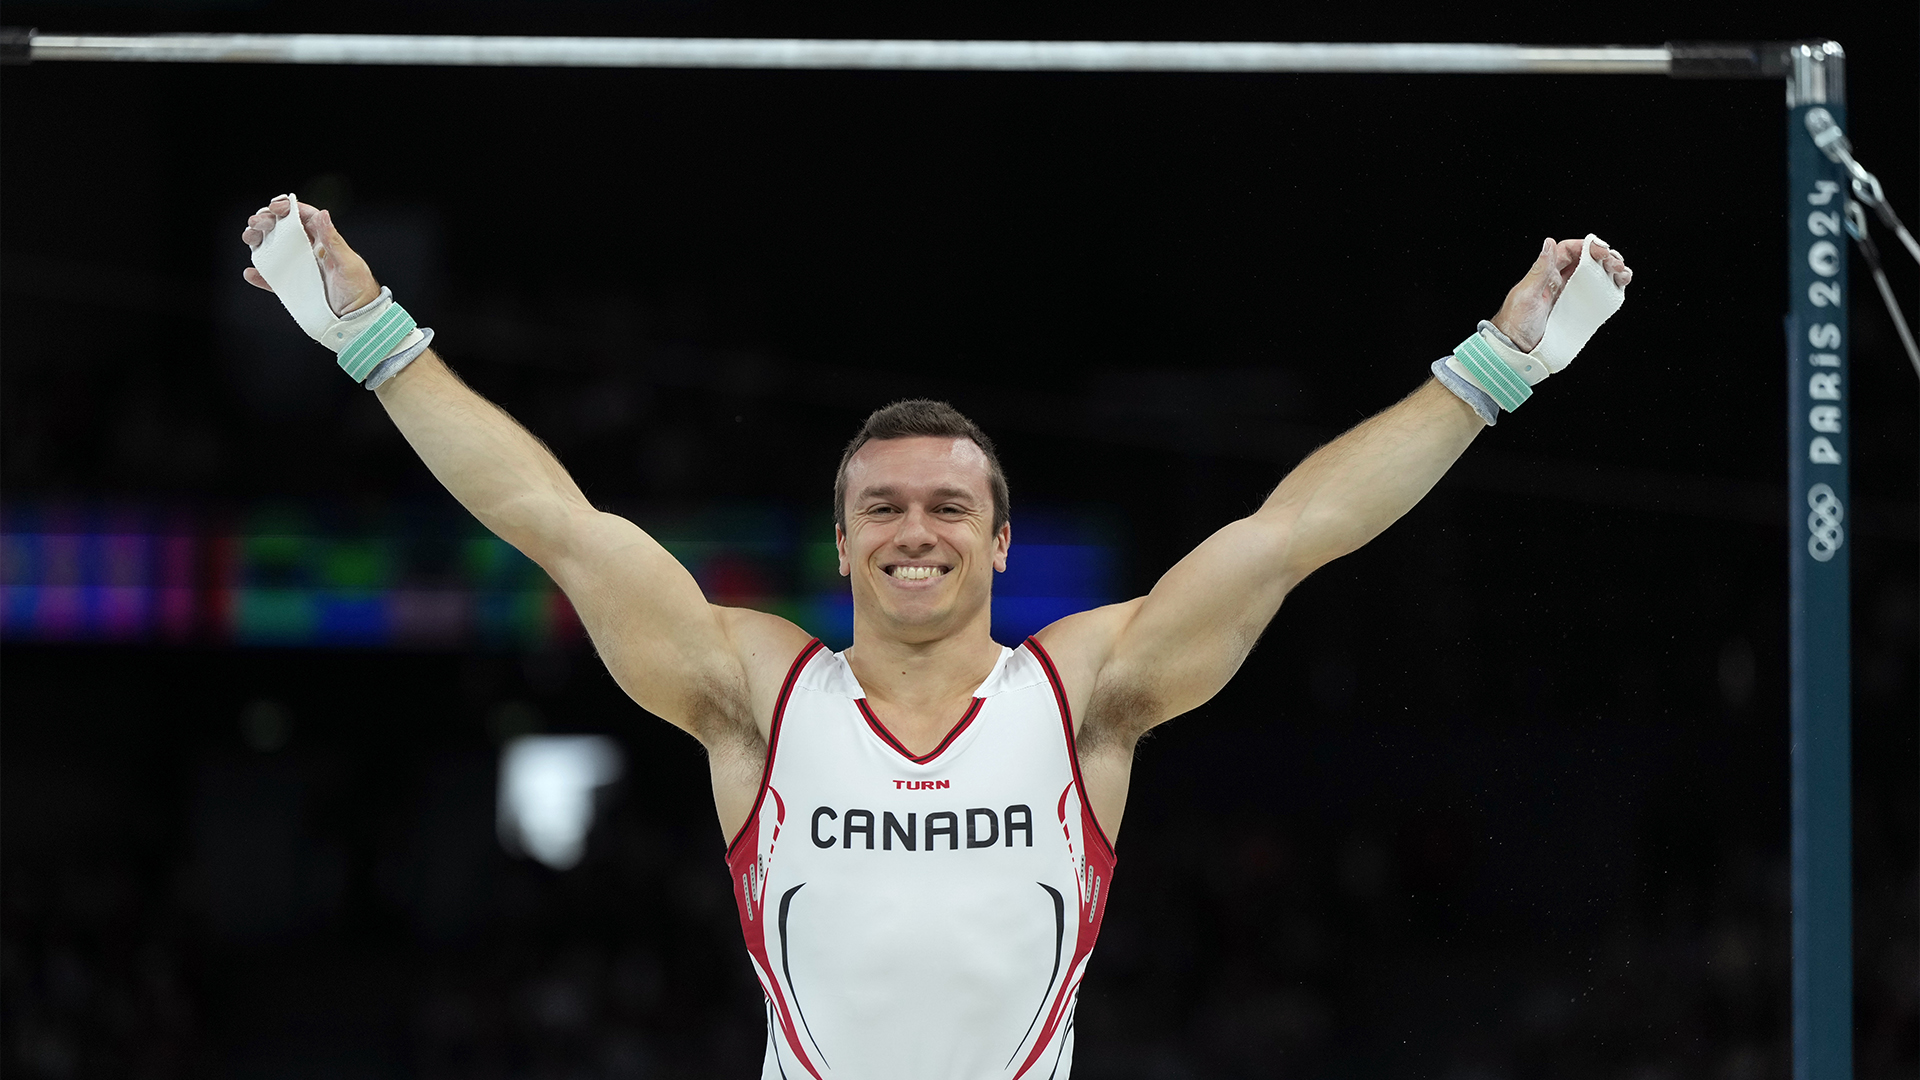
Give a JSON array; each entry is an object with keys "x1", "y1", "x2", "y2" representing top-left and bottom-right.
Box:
[
  {"x1": 1603, "y1": 246, "x2": 1632, "y2": 278},
  {"x1": 267, "y1": 195, "x2": 315, "y2": 245},
  {"x1": 242, "y1": 267, "x2": 275, "y2": 292},
  {"x1": 242, "y1": 211, "x2": 276, "y2": 249},
  {"x1": 1554, "y1": 240, "x2": 1585, "y2": 285}
]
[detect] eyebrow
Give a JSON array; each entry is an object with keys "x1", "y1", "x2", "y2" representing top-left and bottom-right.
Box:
[{"x1": 856, "y1": 485, "x2": 978, "y2": 504}]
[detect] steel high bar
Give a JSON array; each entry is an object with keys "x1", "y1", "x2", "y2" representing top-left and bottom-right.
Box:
[{"x1": 8, "y1": 33, "x2": 1691, "y2": 74}]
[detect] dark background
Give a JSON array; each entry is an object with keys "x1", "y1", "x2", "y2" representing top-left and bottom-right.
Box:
[{"x1": 2, "y1": 1, "x2": 1916, "y2": 1076}]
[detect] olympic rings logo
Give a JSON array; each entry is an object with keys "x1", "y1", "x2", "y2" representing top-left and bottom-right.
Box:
[{"x1": 1806, "y1": 483, "x2": 1844, "y2": 563}]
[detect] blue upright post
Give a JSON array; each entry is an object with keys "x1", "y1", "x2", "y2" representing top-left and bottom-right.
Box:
[{"x1": 1785, "y1": 39, "x2": 1851, "y2": 1080}]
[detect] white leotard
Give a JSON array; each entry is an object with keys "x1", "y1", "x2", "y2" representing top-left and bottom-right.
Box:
[{"x1": 726, "y1": 637, "x2": 1117, "y2": 1079}]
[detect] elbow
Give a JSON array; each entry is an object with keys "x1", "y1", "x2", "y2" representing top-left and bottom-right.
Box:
[
  {"x1": 487, "y1": 492, "x2": 595, "y2": 568},
  {"x1": 1257, "y1": 510, "x2": 1361, "y2": 588}
]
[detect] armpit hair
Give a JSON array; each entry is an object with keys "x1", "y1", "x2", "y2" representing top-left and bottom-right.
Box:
[
  {"x1": 1077, "y1": 678, "x2": 1163, "y2": 758},
  {"x1": 676, "y1": 666, "x2": 758, "y2": 743}
]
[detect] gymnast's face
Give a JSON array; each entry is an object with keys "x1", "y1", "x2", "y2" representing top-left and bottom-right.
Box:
[{"x1": 837, "y1": 436, "x2": 1010, "y2": 641}]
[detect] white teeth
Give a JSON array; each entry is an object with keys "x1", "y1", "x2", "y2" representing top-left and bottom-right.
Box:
[{"x1": 891, "y1": 566, "x2": 942, "y2": 580}]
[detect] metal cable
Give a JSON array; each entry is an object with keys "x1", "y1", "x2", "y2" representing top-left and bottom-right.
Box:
[
  {"x1": 1807, "y1": 107, "x2": 1920, "y2": 267},
  {"x1": 1846, "y1": 203, "x2": 1920, "y2": 380}
]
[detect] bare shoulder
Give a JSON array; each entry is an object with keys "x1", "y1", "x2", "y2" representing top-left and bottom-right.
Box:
[
  {"x1": 717, "y1": 605, "x2": 817, "y2": 677},
  {"x1": 1031, "y1": 598, "x2": 1146, "y2": 736},
  {"x1": 715, "y1": 606, "x2": 820, "y2": 735}
]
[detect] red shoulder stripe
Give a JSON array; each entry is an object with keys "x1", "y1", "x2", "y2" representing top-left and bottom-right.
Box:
[
  {"x1": 1024, "y1": 636, "x2": 1115, "y2": 861},
  {"x1": 725, "y1": 638, "x2": 824, "y2": 860}
]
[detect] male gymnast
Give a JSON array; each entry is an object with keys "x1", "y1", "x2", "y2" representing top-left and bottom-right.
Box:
[{"x1": 241, "y1": 195, "x2": 1631, "y2": 1078}]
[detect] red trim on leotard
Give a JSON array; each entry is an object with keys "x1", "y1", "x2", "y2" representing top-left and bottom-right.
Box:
[
  {"x1": 1023, "y1": 635, "x2": 1115, "y2": 861},
  {"x1": 855, "y1": 696, "x2": 985, "y2": 764},
  {"x1": 1013, "y1": 635, "x2": 1119, "y2": 1079},
  {"x1": 725, "y1": 638, "x2": 825, "y2": 860}
]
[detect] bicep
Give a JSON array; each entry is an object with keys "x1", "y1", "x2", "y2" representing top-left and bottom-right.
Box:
[
  {"x1": 542, "y1": 509, "x2": 748, "y2": 734},
  {"x1": 1094, "y1": 516, "x2": 1300, "y2": 730}
]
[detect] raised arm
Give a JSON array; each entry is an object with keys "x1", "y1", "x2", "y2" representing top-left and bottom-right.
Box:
[
  {"x1": 371, "y1": 350, "x2": 771, "y2": 734},
  {"x1": 1040, "y1": 236, "x2": 1634, "y2": 741},
  {"x1": 239, "y1": 198, "x2": 809, "y2": 758}
]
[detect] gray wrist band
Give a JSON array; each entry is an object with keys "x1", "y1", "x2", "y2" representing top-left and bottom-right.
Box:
[
  {"x1": 364, "y1": 327, "x2": 435, "y2": 390},
  {"x1": 1431, "y1": 356, "x2": 1498, "y2": 425}
]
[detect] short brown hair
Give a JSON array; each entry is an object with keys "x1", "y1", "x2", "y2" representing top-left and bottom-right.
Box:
[{"x1": 833, "y1": 400, "x2": 1010, "y2": 533}]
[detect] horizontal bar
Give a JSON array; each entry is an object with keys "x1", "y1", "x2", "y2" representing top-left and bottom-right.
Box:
[
  {"x1": 1669, "y1": 40, "x2": 1793, "y2": 80},
  {"x1": 16, "y1": 33, "x2": 1674, "y2": 74}
]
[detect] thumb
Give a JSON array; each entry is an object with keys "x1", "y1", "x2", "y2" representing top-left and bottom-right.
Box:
[
  {"x1": 295, "y1": 200, "x2": 323, "y2": 237},
  {"x1": 306, "y1": 209, "x2": 381, "y2": 314},
  {"x1": 311, "y1": 209, "x2": 363, "y2": 273},
  {"x1": 1526, "y1": 237, "x2": 1561, "y2": 293},
  {"x1": 309, "y1": 208, "x2": 337, "y2": 250}
]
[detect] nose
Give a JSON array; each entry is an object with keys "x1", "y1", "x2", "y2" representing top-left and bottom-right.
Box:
[{"x1": 893, "y1": 506, "x2": 937, "y2": 551}]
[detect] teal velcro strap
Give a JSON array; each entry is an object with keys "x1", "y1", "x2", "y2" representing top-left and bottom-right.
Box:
[
  {"x1": 337, "y1": 304, "x2": 416, "y2": 383},
  {"x1": 1453, "y1": 333, "x2": 1533, "y2": 412}
]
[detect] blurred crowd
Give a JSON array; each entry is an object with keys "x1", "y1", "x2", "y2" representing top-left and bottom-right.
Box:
[{"x1": 3, "y1": 643, "x2": 1914, "y2": 1079}]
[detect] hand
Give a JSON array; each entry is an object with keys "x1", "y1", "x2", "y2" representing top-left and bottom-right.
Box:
[
  {"x1": 240, "y1": 196, "x2": 382, "y2": 315},
  {"x1": 1489, "y1": 237, "x2": 1632, "y2": 352}
]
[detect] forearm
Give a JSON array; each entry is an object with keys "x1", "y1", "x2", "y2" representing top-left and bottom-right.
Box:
[
  {"x1": 374, "y1": 350, "x2": 591, "y2": 561},
  {"x1": 1255, "y1": 377, "x2": 1482, "y2": 578},
  {"x1": 1079, "y1": 238, "x2": 1632, "y2": 729}
]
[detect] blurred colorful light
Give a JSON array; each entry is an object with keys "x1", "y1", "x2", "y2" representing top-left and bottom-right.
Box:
[{"x1": 1, "y1": 501, "x2": 1116, "y2": 650}]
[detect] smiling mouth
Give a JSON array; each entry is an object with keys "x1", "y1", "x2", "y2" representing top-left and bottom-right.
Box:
[{"x1": 886, "y1": 565, "x2": 950, "y2": 580}]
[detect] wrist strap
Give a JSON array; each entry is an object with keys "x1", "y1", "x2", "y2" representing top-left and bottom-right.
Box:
[
  {"x1": 337, "y1": 302, "x2": 418, "y2": 382},
  {"x1": 1451, "y1": 332, "x2": 1536, "y2": 412}
]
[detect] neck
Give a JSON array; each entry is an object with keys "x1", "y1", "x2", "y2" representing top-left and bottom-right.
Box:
[{"x1": 845, "y1": 618, "x2": 1003, "y2": 710}]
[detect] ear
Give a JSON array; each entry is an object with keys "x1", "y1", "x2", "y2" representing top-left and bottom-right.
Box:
[
  {"x1": 836, "y1": 524, "x2": 850, "y2": 577},
  {"x1": 991, "y1": 522, "x2": 1010, "y2": 573}
]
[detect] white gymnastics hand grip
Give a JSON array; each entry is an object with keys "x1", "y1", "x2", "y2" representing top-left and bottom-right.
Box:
[
  {"x1": 1529, "y1": 234, "x2": 1626, "y2": 373},
  {"x1": 1441, "y1": 233, "x2": 1628, "y2": 414},
  {"x1": 249, "y1": 193, "x2": 421, "y2": 383},
  {"x1": 250, "y1": 193, "x2": 339, "y2": 340}
]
